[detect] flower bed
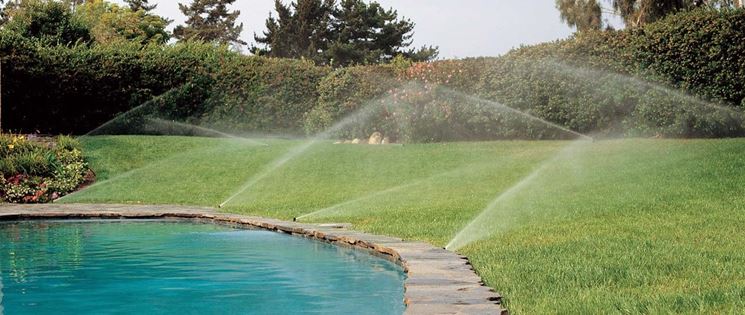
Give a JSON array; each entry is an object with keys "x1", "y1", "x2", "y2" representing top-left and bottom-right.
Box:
[{"x1": 0, "y1": 134, "x2": 94, "y2": 203}]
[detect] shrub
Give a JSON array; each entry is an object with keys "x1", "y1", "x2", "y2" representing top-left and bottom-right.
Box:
[
  {"x1": 304, "y1": 64, "x2": 400, "y2": 137},
  {"x1": 0, "y1": 134, "x2": 92, "y2": 203},
  {"x1": 202, "y1": 57, "x2": 331, "y2": 134},
  {"x1": 0, "y1": 34, "x2": 232, "y2": 134},
  {"x1": 2, "y1": 8, "x2": 744, "y2": 140},
  {"x1": 412, "y1": 8, "x2": 745, "y2": 139}
]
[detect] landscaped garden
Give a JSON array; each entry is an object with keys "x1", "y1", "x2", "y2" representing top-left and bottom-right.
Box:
[
  {"x1": 0, "y1": 134, "x2": 93, "y2": 203},
  {"x1": 2, "y1": 0, "x2": 745, "y2": 313},
  {"x1": 56, "y1": 135, "x2": 745, "y2": 313}
]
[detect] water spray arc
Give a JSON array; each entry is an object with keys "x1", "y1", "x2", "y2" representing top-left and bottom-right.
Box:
[
  {"x1": 446, "y1": 139, "x2": 591, "y2": 251},
  {"x1": 438, "y1": 87, "x2": 594, "y2": 141},
  {"x1": 144, "y1": 118, "x2": 268, "y2": 146},
  {"x1": 218, "y1": 140, "x2": 317, "y2": 208},
  {"x1": 81, "y1": 87, "x2": 182, "y2": 137},
  {"x1": 218, "y1": 94, "x2": 403, "y2": 208},
  {"x1": 546, "y1": 59, "x2": 745, "y2": 117},
  {"x1": 219, "y1": 80, "x2": 597, "y2": 209},
  {"x1": 81, "y1": 90, "x2": 269, "y2": 145},
  {"x1": 294, "y1": 164, "x2": 486, "y2": 221},
  {"x1": 55, "y1": 143, "x2": 239, "y2": 202}
]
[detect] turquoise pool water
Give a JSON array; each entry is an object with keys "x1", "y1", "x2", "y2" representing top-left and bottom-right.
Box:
[{"x1": 0, "y1": 220, "x2": 406, "y2": 314}]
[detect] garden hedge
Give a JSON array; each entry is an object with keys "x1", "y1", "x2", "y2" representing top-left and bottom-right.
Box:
[
  {"x1": 0, "y1": 34, "x2": 328, "y2": 135},
  {"x1": 1, "y1": 8, "x2": 743, "y2": 140},
  {"x1": 309, "y1": 8, "x2": 745, "y2": 140}
]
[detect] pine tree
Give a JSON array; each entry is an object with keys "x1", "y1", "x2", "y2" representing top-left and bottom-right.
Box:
[
  {"x1": 125, "y1": 0, "x2": 157, "y2": 12},
  {"x1": 254, "y1": 0, "x2": 438, "y2": 66},
  {"x1": 174, "y1": 0, "x2": 246, "y2": 47},
  {"x1": 328, "y1": 0, "x2": 437, "y2": 65},
  {"x1": 254, "y1": 0, "x2": 334, "y2": 62}
]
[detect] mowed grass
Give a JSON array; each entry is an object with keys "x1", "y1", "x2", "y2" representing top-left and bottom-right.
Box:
[{"x1": 62, "y1": 136, "x2": 745, "y2": 313}]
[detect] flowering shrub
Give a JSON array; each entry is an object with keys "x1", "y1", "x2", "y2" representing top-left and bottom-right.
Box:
[{"x1": 0, "y1": 135, "x2": 93, "y2": 203}]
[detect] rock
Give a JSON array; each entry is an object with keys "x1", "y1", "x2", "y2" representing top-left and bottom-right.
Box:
[
  {"x1": 368, "y1": 132, "x2": 383, "y2": 145},
  {"x1": 351, "y1": 138, "x2": 361, "y2": 144},
  {"x1": 381, "y1": 137, "x2": 390, "y2": 145},
  {"x1": 343, "y1": 140, "x2": 352, "y2": 144}
]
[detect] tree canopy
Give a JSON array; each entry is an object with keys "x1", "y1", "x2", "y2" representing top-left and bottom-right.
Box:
[
  {"x1": 556, "y1": 0, "x2": 743, "y2": 30},
  {"x1": 77, "y1": 0, "x2": 170, "y2": 45},
  {"x1": 0, "y1": 0, "x2": 169, "y2": 46},
  {"x1": 254, "y1": 0, "x2": 438, "y2": 67},
  {"x1": 556, "y1": 0, "x2": 603, "y2": 31},
  {"x1": 125, "y1": 0, "x2": 156, "y2": 12},
  {"x1": 173, "y1": 0, "x2": 246, "y2": 48},
  {"x1": 612, "y1": 0, "x2": 691, "y2": 27},
  {"x1": 1, "y1": 0, "x2": 91, "y2": 44}
]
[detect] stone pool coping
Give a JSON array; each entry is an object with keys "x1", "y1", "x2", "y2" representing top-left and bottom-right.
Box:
[{"x1": 0, "y1": 203, "x2": 506, "y2": 315}]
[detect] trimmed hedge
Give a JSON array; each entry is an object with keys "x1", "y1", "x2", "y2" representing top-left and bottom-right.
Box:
[
  {"x1": 0, "y1": 34, "x2": 328, "y2": 135},
  {"x1": 307, "y1": 8, "x2": 745, "y2": 140},
  {"x1": 2, "y1": 8, "x2": 744, "y2": 140},
  {"x1": 203, "y1": 57, "x2": 330, "y2": 134},
  {"x1": 0, "y1": 34, "x2": 228, "y2": 134}
]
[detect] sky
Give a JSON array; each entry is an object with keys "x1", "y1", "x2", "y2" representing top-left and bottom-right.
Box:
[{"x1": 111, "y1": 0, "x2": 623, "y2": 58}]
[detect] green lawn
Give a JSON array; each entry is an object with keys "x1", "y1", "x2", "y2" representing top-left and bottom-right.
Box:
[{"x1": 62, "y1": 135, "x2": 745, "y2": 313}]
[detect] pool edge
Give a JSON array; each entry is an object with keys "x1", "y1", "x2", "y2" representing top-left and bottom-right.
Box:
[{"x1": 0, "y1": 203, "x2": 507, "y2": 315}]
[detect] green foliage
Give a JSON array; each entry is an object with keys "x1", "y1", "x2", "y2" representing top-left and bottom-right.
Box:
[
  {"x1": 76, "y1": 0, "x2": 170, "y2": 45},
  {"x1": 254, "y1": 0, "x2": 438, "y2": 66},
  {"x1": 299, "y1": 8, "x2": 745, "y2": 140},
  {"x1": 0, "y1": 35, "x2": 234, "y2": 134},
  {"x1": 557, "y1": 0, "x2": 740, "y2": 30},
  {"x1": 56, "y1": 135, "x2": 82, "y2": 151},
  {"x1": 555, "y1": 0, "x2": 603, "y2": 31},
  {"x1": 326, "y1": 0, "x2": 438, "y2": 65},
  {"x1": 173, "y1": 0, "x2": 245, "y2": 47},
  {"x1": 3, "y1": 7, "x2": 744, "y2": 140},
  {"x1": 628, "y1": 8, "x2": 745, "y2": 106},
  {"x1": 204, "y1": 57, "x2": 331, "y2": 134},
  {"x1": 254, "y1": 0, "x2": 334, "y2": 63},
  {"x1": 403, "y1": 8, "x2": 745, "y2": 139},
  {"x1": 0, "y1": 134, "x2": 91, "y2": 203},
  {"x1": 1, "y1": 0, "x2": 170, "y2": 46},
  {"x1": 304, "y1": 65, "x2": 399, "y2": 135},
  {"x1": 306, "y1": 61, "x2": 574, "y2": 142},
  {"x1": 1, "y1": 0, "x2": 92, "y2": 45},
  {"x1": 125, "y1": 0, "x2": 157, "y2": 12},
  {"x1": 611, "y1": 0, "x2": 695, "y2": 28}
]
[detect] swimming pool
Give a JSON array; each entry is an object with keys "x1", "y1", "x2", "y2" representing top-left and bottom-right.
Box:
[{"x1": 0, "y1": 220, "x2": 406, "y2": 314}]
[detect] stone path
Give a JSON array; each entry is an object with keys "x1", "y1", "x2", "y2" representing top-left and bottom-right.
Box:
[{"x1": 0, "y1": 203, "x2": 507, "y2": 315}]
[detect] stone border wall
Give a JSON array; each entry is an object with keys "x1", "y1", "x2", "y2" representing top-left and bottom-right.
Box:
[{"x1": 0, "y1": 204, "x2": 507, "y2": 315}]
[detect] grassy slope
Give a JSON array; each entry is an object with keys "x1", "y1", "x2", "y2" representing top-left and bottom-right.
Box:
[{"x1": 63, "y1": 136, "x2": 745, "y2": 313}]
